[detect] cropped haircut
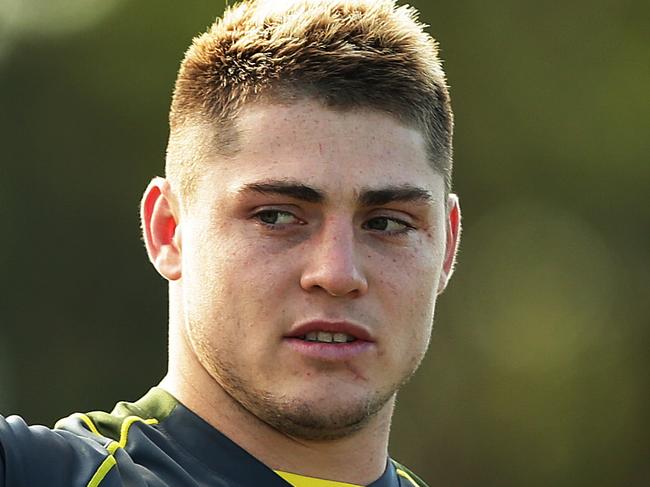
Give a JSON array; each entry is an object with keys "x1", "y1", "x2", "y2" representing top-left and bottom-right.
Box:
[{"x1": 166, "y1": 0, "x2": 454, "y2": 198}]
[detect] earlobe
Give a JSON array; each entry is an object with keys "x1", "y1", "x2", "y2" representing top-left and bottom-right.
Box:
[
  {"x1": 141, "y1": 177, "x2": 182, "y2": 281},
  {"x1": 437, "y1": 194, "x2": 461, "y2": 295}
]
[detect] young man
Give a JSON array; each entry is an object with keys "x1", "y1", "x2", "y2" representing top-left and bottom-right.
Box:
[{"x1": 0, "y1": 1, "x2": 460, "y2": 485}]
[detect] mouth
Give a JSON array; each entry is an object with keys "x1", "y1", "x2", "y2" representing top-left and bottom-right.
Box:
[
  {"x1": 283, "y1": 320, "x2": 375, "y2": 361},
  {"x1": 284, "y1": 320, "x2": 374, "y2": 344},
  {"x1": 299, "y1": 331, "x2": 357, "y2": 343}
]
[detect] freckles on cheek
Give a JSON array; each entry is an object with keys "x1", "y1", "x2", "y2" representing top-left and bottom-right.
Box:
[
  {"x1": 376, "y1": 264, "x2": 398, "y2": 289},
  {"x1": 375, "y1": 253, "x2": 422, "y2": 300},
  {"x1": 239, "y1": 239, "x2": 281, "y2": 266}
]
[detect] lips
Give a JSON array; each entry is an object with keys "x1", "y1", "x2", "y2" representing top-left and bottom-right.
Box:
[{"x1": 284, "y1": 320, "x2": 374, "y2": 343}]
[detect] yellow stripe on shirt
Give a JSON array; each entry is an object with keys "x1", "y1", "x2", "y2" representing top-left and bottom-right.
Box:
[
  {"x1": 275, "y1": 470, "x2": 362, "y2": 487},
  {"x1": 396, "y1": 468, "x2": 420, "y2": 486}
]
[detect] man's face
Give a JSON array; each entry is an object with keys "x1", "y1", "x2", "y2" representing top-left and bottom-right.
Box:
[{"x1": 175, "y1": 100, "x2": 455, "y2": 440}]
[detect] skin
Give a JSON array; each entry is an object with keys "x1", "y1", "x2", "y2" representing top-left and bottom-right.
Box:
[{"x1": 142, "y1": 99, "x2": 461, "y2": 485}]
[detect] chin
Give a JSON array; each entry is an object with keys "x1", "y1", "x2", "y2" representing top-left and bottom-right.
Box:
[
  {"x1": 225, "y1": 379, "x2": 397, "y2": 441},
  {"x1": 256, "y1": 392, "x2": 394, "y2": 441},
  {"x1": 197, "y1": 344, "x2": 400, "y2": 440}
]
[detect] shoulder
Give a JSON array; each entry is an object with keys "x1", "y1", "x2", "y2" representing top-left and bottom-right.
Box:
[
  {"x1": 0, "y1": 388, "x2": 178, "y2": 487},
  {"x1": 0, "y1": 412, "x2": 115, "y2": 486}
]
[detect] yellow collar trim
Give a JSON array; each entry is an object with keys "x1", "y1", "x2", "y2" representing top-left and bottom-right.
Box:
[{"x1": 274, "y1": 470, "x2": 362, "y2": 487}]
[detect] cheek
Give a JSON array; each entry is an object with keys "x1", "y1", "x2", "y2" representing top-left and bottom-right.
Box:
[
  {"x1": 375, "y1": 245, "x2": 441, "y2": 308},
  {"x1": 183, "y1": 234, "x2": 290, "y2": 335},
  {"x1": 374, "y1": 247, "x2": 439, "y2": 358}
]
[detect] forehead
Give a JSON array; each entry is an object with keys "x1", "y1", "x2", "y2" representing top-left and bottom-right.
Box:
[
  {"x1": 190, "y1": 100, "x2": 444, "y2": 203},
  {"x1": 238, "y1": 101, "x2": 425, "y2": 165}
]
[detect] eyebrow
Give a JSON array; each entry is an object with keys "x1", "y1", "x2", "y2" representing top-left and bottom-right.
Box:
[
  {"x1": 243, "y1": 180, "x2": 324, "y2": 203},
  {"x1": 359, "y1": 185, "x2": 433, "y2": 207},
  {"x1": 240, "y1": 180, "x2": 433, "y2": 206}
]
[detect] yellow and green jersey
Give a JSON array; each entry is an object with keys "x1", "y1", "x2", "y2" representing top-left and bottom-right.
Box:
[{"x1": 0, "y1": 387, "x2": 428, "y2": 486}]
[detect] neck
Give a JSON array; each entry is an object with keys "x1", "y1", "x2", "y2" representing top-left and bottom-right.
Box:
[{"x1": 161, "y1": 305, "x2": 393, "y2": 485}]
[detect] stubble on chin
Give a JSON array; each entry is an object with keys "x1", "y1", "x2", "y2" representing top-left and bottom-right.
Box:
[
  {"x1": 191, "y1": 335, "x2": 401, "y2": 441},
  {"x1": 234, "y1": 384, "x2": 396, "y2": 441}
]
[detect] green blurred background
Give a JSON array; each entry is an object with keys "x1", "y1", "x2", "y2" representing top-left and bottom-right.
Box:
[{"x1": 0, "y1": 1, "x2": 647, "y2": 485}]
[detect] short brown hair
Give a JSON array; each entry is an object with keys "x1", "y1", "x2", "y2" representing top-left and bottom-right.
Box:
[{"x1": 166, "y1": 0, "x2": 453, "y2": 197}]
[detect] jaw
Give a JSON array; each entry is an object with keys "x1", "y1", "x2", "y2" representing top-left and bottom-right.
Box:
[
  {"x1": 196, "y1": 342, "x2": 397, "y2": 441},
  {"x1": 230, "y1": 380, "x2": 398, "y2": 441}
]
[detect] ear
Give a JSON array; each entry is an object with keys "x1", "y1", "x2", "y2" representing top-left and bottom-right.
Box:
[
  {"x1": 141, "y1": 177, "x2": 182, "y2": 281},
  {"x1": 437, "y1": 193, "x2": 461, "y2": 295}
]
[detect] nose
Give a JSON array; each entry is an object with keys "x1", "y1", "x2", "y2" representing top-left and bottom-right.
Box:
[{"x1": 299, "y1": 218, "x2": 368, "y2": 298}]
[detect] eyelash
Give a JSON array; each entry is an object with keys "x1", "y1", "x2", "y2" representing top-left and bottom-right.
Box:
[
  {"x1": 362, "y1": 216, "x2": 415, "y2": 236},
  {"x1": 253, "y1": 210, "x2": 303, "y2": 228},
  {"x1": 252, "y1": 210, "x2": 415, "y2": 236}
]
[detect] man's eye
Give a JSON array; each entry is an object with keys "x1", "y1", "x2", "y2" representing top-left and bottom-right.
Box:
[
  {"x1": 255, "y1": 210, "x2": 300, "y2": 226},
  {"x1": 364, "y1": 217, "x2": 412, "y2": 234}
]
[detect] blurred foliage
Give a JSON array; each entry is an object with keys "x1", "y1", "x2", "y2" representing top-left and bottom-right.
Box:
[{"x1": 0, "y1": 1, "x2": 647, "y2": 485}]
